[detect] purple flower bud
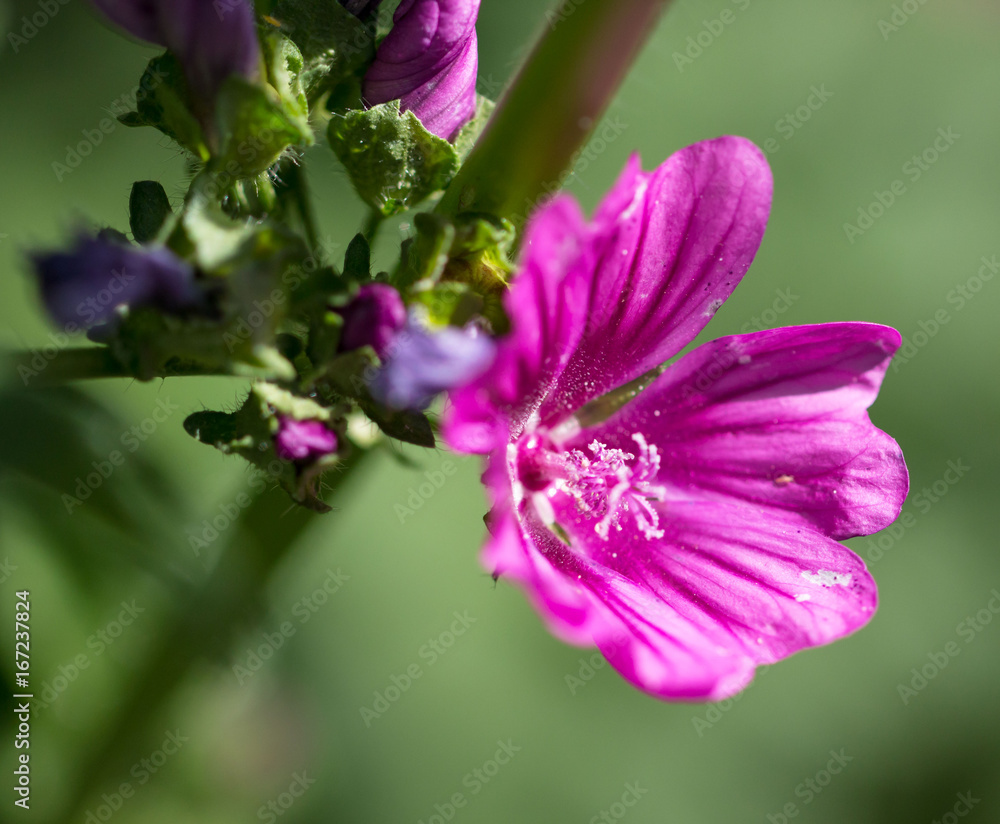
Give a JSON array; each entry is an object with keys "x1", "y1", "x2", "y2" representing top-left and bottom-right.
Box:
[
  {"x1": 372, "y1": 313, "x2": 495, "y2": 410},
  {"x1": 88, "y1": 0, "x2": 260, "y2": 117},
  {"x1": 335, "y1": 284, "x2": 407, "y2": 359},
  {"x1": 363, "y1": 0, "x2": 480, "y2": 141},
  {"x1": 275, "y1": 417, "x2": 338, "y2": 462},
  {"x1": 31, "y1": 235, "x2": 201, "y2": 329}
]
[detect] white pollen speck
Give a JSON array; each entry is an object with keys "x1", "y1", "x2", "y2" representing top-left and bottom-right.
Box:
[
  {"x1": 795, "y1": 594, "x2": 812, "y2": 602},
  {"x1": 704, "y1": 298, "x2": 725, "y2": 316},
  {"x1": 738, "y1": 355, "x2": 752, "y2": 365},
  {"x1": 801, "y1": 570, "x2": 853, "y2": 588}
]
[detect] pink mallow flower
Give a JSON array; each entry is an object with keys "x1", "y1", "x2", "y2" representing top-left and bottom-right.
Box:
[
  {"x1": 363, "y1": 0, "x2": 480, "y2": 141},
  {"x1": 444, "y1": 137, "x2": 909, "y2": 701}
]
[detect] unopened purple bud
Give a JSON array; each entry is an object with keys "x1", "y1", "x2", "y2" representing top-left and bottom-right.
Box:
[
  {"x1": 275, "y1": 417, "x2": 338, "y2": 462},
  {"x1": 372, "y1": 314, "x2": 495, "y2": 410},
  {"x1": 88, "y1": 0, "x2": 260, "y2": 116},
  {"x1": 335, "y1": 284, "x2": 407, "y2": 359},
  {"x1": 363, "y1": 0, "x2": 481, "y2": 141},
  {"x1": 31, "y1": 235, "x2": 200, "y2": 329}
]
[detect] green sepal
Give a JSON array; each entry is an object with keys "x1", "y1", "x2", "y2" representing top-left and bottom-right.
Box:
[
  {"x1": 328, "y1": 101, "x2": 461, "y2": 217},
  {"x1": 215, "y1": 74, "x2": 313, "y2": 179},
  {"x1": 270, "y1": 0, "x2": 375, "y2": 107},
  {"x1": 129, "y1": 181, "x2": 173, "y2": 244},
  {"x1": 119, "y1": 53, "x2": 210, "y2": 161}
]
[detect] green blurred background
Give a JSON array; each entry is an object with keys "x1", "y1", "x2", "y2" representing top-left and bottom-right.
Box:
[{"x1": 2, "y1": 0, "x2": 999, "y2": 821}]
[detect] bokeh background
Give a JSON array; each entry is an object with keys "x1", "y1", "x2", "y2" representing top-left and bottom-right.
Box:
[{"x1": 2, "y1": 0, "x2": 999, "y2": 821}]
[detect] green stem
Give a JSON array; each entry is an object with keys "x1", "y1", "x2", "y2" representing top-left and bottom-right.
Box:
[
  {"x1": 437, "y1": 0, "x2": 673, "y2": 228},
  {"x1": 62, "y1": 451, "x2": 371, "y2": 821},
  {"x1": 3, "y1": 347, "x2": 234, "y2": 387}
]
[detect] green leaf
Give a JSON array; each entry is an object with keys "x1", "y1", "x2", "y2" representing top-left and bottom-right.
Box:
[
  {"x1": 270, "y1": 0, "x2": 375, "y2": 105},
  {"x1": 121, "y1": 53, "x2": 210, "y2": 161},
  {"x1": 129, "y1": 181, "x2": 173, "y2": 244},
  {"x1": 328, "y1": 102, "x2": 461, "y2": 217}
]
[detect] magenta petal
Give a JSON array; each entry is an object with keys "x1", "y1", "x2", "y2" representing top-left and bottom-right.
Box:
[
  {"x1": 589, "y1": 323, "x2": 909, "y2": 540},
  {"x1": 444, "y1": 196, "x2": 592, "y2": 453},
  {"x1": 546, "y1": 138, "x2": 773, "y2": 419},
  {"x1": 363, "y1": 0, "x2": 480, "y2": 140},
  {"x1": 487, "y1": 466, "x2": 876, "y2": 699}
]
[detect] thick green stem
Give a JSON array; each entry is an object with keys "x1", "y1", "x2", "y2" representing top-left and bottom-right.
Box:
[
  {"x1": 438, "y1": 0, "x2": 673, "y2": 228},
  {"x1": 62, "y1": 452, "x2": 371, "y2": 820}
]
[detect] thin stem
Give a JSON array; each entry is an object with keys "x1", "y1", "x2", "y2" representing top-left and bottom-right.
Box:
[
  {"x1": 437, "y1": 0, "x2": 673, "y2": 228},
  {"x1": 61, "y1": 451, "x2": 371, "y2": 820},
  {"x1": 362, "y1": 209, "x2": 385, "y2": 248}
]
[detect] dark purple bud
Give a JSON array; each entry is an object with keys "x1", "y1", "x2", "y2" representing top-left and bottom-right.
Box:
[
  {"x1": 88, "y1": 0, "x2": 259, "y2": 115},
  {"x1": 363, "y1": 0, "x2": 480, "y2": 141},
  {"x1": 371, "y1": 314, "x2": 495, "y2": 410},
  {"x1": 31, "y1": 235, "x2": 201, "y2": 329},
  {"x1": 335, "y1": 283, "x2": 407, "y2": 359},
  {"x1": 275, "y1": 417, "x2": 338, "y2": 462}
]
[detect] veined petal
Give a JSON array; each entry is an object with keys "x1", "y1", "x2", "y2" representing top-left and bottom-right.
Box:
[
  {"x1": 489, "y1": 471, "x2": 876, "y2": 699},
  {"x1": 363, "y1": 0, "x2": 480, "y2": 140},
  {"x1": 546, "y1": 138, "x2": 773, "y2": 420},
  {"x1": 587, "y1": 323, "x2": 909, "y2": 539}
]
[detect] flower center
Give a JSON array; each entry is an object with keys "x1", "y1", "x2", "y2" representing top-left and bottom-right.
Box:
[{"x1": 516, "y1": 433, "x2": 667, "y2": 541}]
